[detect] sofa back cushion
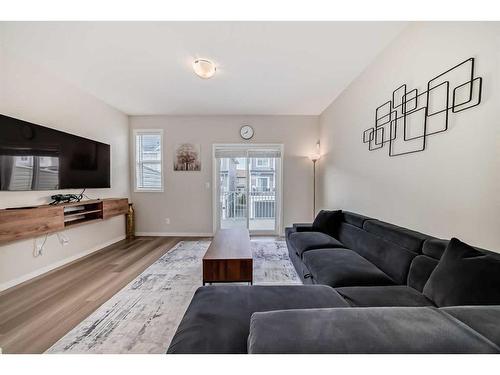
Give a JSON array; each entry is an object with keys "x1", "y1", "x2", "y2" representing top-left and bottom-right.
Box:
[
  {"x1": 363, "y1": 220, "x2": 429, "y2": 253},
  {"x1": 422, "y1": 238, "x2": 449, "y2": 259},
  {"x1": 341, "y1": 211, "x2": 372, "y2": 228},
  {"x1": 336, "y1": 222, "x2": 417, "y2": 284},
  {"x1": 406, "y1": 238, "x2": 444, "y2": 291},
  {"x1": 407, "y1": 255, "x2": 439, "y2": 292},
  {"x1": 423, "y1": 238, "x2": 500, "y2": 307},
  {"x1": 312, "y1": 210, "x2": 342, "y2": 236}
]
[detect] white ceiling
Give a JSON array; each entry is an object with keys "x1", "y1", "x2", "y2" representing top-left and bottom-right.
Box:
[{"x1": 0, "y1": 22, "x2": 408, "y2": 115}]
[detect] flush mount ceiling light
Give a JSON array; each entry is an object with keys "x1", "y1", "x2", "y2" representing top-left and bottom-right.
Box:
[{"x1": 193, "y1": 59, "x2": 217, "y2": 79}]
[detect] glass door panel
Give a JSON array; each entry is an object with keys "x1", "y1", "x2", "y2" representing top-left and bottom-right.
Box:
[
  {"x1": 248, "y1": 157, "x2": 276, "y2": 232},
  {"x1": 215, "y1": 146, "x2": 281, "y2": 235},
  {"x1": 218, "y1": 157, "x2": 248, "y2": 230}
]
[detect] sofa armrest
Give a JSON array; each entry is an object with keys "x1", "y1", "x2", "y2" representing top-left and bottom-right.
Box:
[
  {"x1": 247, "y1": 307, "x2": 500, "y2": 354},
  {"x1": 292, "y1": 223, "x2": 316, "y2": 232}
]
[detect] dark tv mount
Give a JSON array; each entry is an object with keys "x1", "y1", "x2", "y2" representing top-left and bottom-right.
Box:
[{"x1": 362, "y1": 57, "x2": 483, "y2": 157}]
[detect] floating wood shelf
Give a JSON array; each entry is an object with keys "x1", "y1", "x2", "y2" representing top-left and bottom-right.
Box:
[{"x1": 0, "y1": 198, "x2": 128, "y2": 245}]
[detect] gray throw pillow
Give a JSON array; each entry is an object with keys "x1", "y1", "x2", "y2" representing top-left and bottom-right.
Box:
[
  {"x1": 423, "y1": 237, "x2": 500, "y2": 307},
  {"x1": 312, "y1": 210, "x2": 342, "y2": 236}
]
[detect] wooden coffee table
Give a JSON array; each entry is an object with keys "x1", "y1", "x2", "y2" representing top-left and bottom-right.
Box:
[{"x1": 202, "y1": 228, "x2": 253, "y2": 285}]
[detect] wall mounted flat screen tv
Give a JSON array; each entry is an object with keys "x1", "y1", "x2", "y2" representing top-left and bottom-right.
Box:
[{"x1": 0, "y1": 114, "x2": 110, "y2": 191}]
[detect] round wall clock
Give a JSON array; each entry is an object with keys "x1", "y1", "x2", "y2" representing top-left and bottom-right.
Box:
[{"x1": 240, "y1": 125, "x2": 254, "y2": 140}]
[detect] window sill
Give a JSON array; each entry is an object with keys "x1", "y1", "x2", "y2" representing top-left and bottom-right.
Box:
[{"x1": 134, "y1": 189, "x2": 164, "y2": 193}]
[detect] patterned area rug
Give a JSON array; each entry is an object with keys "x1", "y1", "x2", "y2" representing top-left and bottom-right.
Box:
[{"x1": 46, "y1": 238, "x2": 300, "y2": 354}]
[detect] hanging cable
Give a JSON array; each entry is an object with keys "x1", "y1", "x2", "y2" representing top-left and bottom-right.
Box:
[{"x1": 33, "y1": 234, "x2": 48, "y2": 257}]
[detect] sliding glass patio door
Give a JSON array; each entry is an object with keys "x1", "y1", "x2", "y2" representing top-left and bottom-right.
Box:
[{"x1": 214, "y1": 145, "x2": 282, "y2": 235}]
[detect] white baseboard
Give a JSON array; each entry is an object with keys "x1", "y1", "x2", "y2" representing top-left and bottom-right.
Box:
[
  {"x1": 136, "y1": 232, "x2": 214, "y2": 237},
  {"x1": 0, "y1": 235, "x2": 126, "y2": 293}
]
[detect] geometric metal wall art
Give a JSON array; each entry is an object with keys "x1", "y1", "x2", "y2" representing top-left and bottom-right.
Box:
[{"x1": 363, "y1": 57, "x2": 483, "y2": 156}]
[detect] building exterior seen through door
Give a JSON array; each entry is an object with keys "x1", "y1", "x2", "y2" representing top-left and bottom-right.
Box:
[{"x1": 214, "y1": 145, "x2": 282, "y2": 235}]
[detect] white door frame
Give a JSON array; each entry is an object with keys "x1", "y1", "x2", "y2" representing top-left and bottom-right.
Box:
[{"x1": 212, "y1": 143, "x2": 284, "y2": 236}]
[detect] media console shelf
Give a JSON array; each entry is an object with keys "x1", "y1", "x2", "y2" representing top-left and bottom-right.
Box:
[
  {"x1": 0, "y1": 198, "x2": 128, "y2": 245},
  {"x1": 63, "y1": 200, "x2": 104, "y2": 228}
]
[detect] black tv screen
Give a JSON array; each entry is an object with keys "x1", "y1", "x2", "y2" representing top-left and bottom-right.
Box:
[{"x1": 0, "y1": 114, "x2": 110, "y2": 191}]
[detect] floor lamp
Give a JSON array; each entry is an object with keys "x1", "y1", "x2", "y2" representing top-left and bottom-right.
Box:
[{"x1": 308, "y1": 153, "x2": 321, "y2": 220}]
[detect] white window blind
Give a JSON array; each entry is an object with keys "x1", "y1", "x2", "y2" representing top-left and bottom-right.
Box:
[
  {"x1": 213, "y1": 148, "x2": 248, "y2": 159},
  {"x1": 214, "y1": 146, "x2": 282, "y2": 159},
  {"x1": 247, "y1": 149, "x2": 281, "y2": 158},
  {"x1": 135, "y1": 130, "x2": 163, "y2": 192}
]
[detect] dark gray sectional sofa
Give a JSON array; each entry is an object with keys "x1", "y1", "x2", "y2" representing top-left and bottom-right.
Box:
[{"x1": 167, "y1": 210, "x2": 500, "y2": 354}]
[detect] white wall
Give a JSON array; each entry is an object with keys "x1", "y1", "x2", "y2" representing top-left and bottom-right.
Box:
[
  {"x1": 0, "y1": 43, "x2": 130, "y2": 290},
  {"x1": 130, "y1": 115, "x2": 319, "y2": 235},
  {"x1": 318, "y1": 22, "x2": 500, "y2": 250}
]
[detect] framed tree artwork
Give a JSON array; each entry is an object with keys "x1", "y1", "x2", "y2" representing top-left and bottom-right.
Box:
[{"x1": 174, "y1": 143, "x2": 201, "y2": 171}]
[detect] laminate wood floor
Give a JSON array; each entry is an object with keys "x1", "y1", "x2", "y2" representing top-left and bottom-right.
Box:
[{"x1": 0, "y1": 236, "x2": 189, "y2": 354}]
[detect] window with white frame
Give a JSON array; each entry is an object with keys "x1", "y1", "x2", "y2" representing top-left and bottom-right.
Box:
[{"x1": 135, "y1": 130, "x2": 163, "y2": 192}]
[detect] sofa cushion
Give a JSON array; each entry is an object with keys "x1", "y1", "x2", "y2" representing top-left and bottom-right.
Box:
[
  {"x1": 303, "y1": 248, "x2": 395, "y2": 287},
  {"x1": 407, "y1": 255, "x2": 439, "y2": 292},
  {"x1": 336, "y1": 285, "x2": 434, "y2": 307},
  {"x1": 341, "y1": 211, "x2": 372, "y2": 228},
  {"x1": 335, "y1": 222, "x2": 417, "y2": 284},
  {"x1": 312, "y1": 209, "x2": 342, "y2": 236},
  {"x1": 363, "y1": 220, "x2": 429, "y2": 253},
  {"x1": 441, "y1": 306, "x2": 500, "y2": 348},
  {"x1": 247, "y1": 307, "x2": 500, "y2": 354},
  {"x1": 167, "y1": 285, "x2": 348, "y2": 354},
  {"x1": 422, "y1": 238, "x2": 448, "y2": 259},
  {"x1": 288, "y1": 231, "x2": 344, "y2": 257},
  {"x1": 423, "y1": 238, "x2": 500, "y2": 307}
]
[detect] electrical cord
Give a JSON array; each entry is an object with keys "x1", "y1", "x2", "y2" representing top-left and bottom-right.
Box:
[
  {"x1": 33, "y1": 234, "x2": 48, "y2": 257},
  {"x1": 79, "y1": 188, "x2": 92, "y2": 200},
  {"x1": 79, "y1": 188, "x2": 84, "y2": 202}
]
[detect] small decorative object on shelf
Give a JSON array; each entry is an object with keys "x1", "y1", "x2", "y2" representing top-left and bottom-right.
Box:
[
  {"x1": 126, "y1": 203, "x2": 135, "y2": 240},
  {"x1": 363, "y1": 57, "x2": 483, "y2": 157}
]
